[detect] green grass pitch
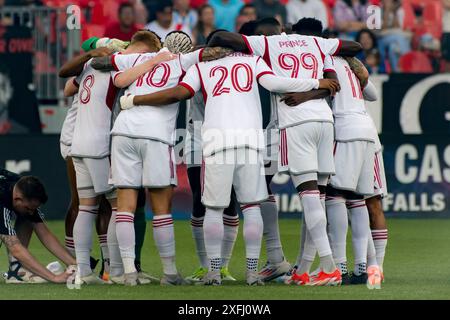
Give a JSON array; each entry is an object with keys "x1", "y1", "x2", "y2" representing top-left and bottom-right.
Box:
[{"x1": 0, "y1": 218, "x2": 449, "y2": 300}]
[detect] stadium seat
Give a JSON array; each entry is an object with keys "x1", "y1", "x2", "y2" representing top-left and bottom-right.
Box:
[
  {"x1": 82, "y1": 24, "x2": 106, "y2": 41},
  {"x1": 398, "y1": 51, "x2": 433, "y2": 73}
]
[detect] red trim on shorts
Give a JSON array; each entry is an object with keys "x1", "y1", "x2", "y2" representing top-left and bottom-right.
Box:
[
  {"x1": 201, "y1": 158, "x2": 205, "y2": 196},
  {"x1": 280, "y1": 129, "x2": 288, "y2": 166},
  {"x1": 240, "y1": 204, "x2": 260, "y2": 211},
  {"x1": 169, "y1": 146, "x2": 174, "y2": 179}
]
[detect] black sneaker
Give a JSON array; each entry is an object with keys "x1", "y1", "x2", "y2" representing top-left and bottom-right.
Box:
[
  {"x1": 3, "y1": 261, "x2": 24, "y2": 283},
  {"x1": 90, "y1": 256, "x2": 99, "y2": 271},
  {"x1": 341, "y1": 272, "x2": 351, "y2": 285},
  {"x1": 350, "y1": 272, "x2": 368, "y2": 285}
]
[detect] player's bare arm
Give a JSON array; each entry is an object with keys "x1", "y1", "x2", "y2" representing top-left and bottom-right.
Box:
[
  {"x1": 112, "y1": 50, "x2": 179, "y2": 88},
  {"x1": 33, "y1": 222, "x2": 76, "y2": 267},
  {"x1": 207, "y1": 31, "x2": 250, "y2": 52},
  {"x1": 280, "y1": 71, "x2": 340, "y2": 106},
  {"x1": 345, "y1": 56, "x2": 369, "y2": 88},
  {"x1": 121, "y1": 85, "x2": 192, "y2": 110},
  {"x1": 335, "y1": 40, "x2": 362, "y2": 57},
  {"x1": 0, "y1": 234, "x2": 70, "y2": 283},
  {"x1": 59, "y1": 47, "x2": 113, "y2": 78},
  {"x1": 258, "y1": 73, "x2": 340, "y2": 94},
  {"x1": 63, "y1": 77, "x2": 78, "y2": 97}
]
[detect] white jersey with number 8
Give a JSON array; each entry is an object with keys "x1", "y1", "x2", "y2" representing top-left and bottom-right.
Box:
[{"x1": 243, "y1": 33, "x2": 341, "y2": 129}]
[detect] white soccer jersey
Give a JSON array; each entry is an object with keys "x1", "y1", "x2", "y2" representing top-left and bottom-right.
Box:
[
  {"x1": 331, "y1": 57, "x2": 377, "y2": 142},
  {"x1": 71, "y1": 61, "x2": 117, "y2": 158},
  {"x1": 110, "y1": 49, "x2": 202, "y2": 145},
  {"x1": 180, "y1": 53, "x2": 274, "y2": 156},
  {"x1": 242, "y1": 33, "x2": 341, "y2": 128},
  {"x1": 60, "y1": 94, "x2": 79, "y2": 148}
]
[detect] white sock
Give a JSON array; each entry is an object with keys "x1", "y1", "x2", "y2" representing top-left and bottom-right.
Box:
[
  {"x1": 191, "y1": 216, "x2": 208, "y2": 268},
  {"x1": 325, "y1": 196, "x2": 348, "y2": 264},
  {"x1": 300, "y1": 191, "x2": 333, "y2": 263},
  {"x1": 367, "y1": 226, "x2": 378, "y2": 267},
  {"x1": 73, "y1": 205, "x2": 98, "y2": 277},
  {"x1": 153, "y1": 214, "x2": 177, "y2": 275},
  {"x1": 260, "y1": 195, "x2": 284, "y2": 264},
  {"x1": 242, "y1": 204, "x2": 263, "y2": 272},
  {"x1": 372, "y1": 229, "x2": 388, "y2": 271},
  {"x1": 347, "y1": 200, "x2": 370, "y2": 273},
  {"x1": 107, "y1": 208, "x2": 123, "y2": 277},
  {"x1": 222, "y1": 214, "x2": 239, "y2": 267},
  {"x1": 65, "y1": 236, "x2": 75, "y2": 257},
  {"x1": 297, "y1": 213, "x2": 317, "y2": 267},
  {"x1": 204, "y1": 208, "x2": 224, "y2": 272},
  {"x1": 115, "y1": 212, "x2": 136, "y2": 274}
]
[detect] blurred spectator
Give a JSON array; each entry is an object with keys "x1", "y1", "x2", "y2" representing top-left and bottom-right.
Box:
[
  {"x1": 173, "y1": 0, "x2": 198, "y2": 33},
  {"x1": 378, "y1": 0, "x2": 411, "y2": 72},
  {"x1": 192, "y1": 4, "x2": 216, "y2": 45},
  {"x1": 209, "y1": 0, "x2": 244, "y2": 31},
  {"x1": 442, "y1": 0, "x2": 450, "y2": 71},
  {"x1": 253, "y1": 0, "x2": 287, "y2": 25},
  {"x1": 145, "y1": 0, "x2": 191, "y2": 40},
  {"x1": 333, "y1": 0, "x2": 369, "y2": 39},
  {"x1": 190, "y1": 0, "x2": 207, "y2": 8},
  {"x1": 286, "y1": 0, "x2": 328, "y2": 30},
  {"x1": 104, "y1": 2, "x2": 140, "y2": 41},
  {"x1": 142, "y1": 0, "x2": 159, "y2": 22},
  {"x1": 235, "y1": 4, "x2": 257, "y2": 31},
  {"x1": 356, "y1": 29, "x2": 381, "y2": 73},
  {"x1": 131, "y1": 0, "x2": 149, "y2": 25}
]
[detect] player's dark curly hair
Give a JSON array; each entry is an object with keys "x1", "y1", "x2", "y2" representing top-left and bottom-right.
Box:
[
  {"x1": 205, "y1": 29, "x2": 228, "y2": 45},
  {"x1": 239, "y1": 20, "x2": 258, "y2": 36},
  {"x1": 292, "y1": 17, "x2": 323, "y2": 36},
  {"x1": 16, "y1": 176, "x2": 48, "y2": 204}
]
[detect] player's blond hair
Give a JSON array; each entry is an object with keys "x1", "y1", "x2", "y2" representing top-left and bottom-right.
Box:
[{"x1": 130, "y1": 30, "x2": 162, "y2": 52}]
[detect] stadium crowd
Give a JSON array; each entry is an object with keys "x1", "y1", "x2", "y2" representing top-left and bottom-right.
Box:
[{"x1": 1, "y1": 0, "x2": 449, "y2": 73}]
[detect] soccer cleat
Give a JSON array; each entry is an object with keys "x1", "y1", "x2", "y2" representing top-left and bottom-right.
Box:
[
  {"x1": 276, "y1": 265, "x2": 298, "y2": 284},
  {"x1": 123, "y1": 271, "x2": 151, "y2": 286},
  {"x1": 99, "y1": 259, "x2": 110, "y2": 281},
  {"x1": 246, "y1": 271, "x2": 264, "y2": 286},
  {"x1": 135, "y1": 261, "x2": 159, "y2": 282},
  {"x1": 258, "y1": 259, "x2": 292, "y2": 282},
  {"x1": 185, "y1": 267, "x2": 208, "y2": 283},
  {"x1": 161, "y1": 273, "x2": 188, "y2": 286},
  {"x1": 200, "y1": 271, "x2": 222, "y2": 286},
  {"x1": 109, "y1": 274, "x2": 125, "y2": 285},
  {"x1": 290, "y1": 272, "x2": 310, "y2": 286},
  {"x1": 220, "y1": 267, "x2": 236, "y2": 282},
  {"x1": 79, "y1": 272, "x2": 107, "y2": 285},
  {"x1": 367, "y1": 265, "x2": 382, "y2": 290},
  {"x1": 307, "y1": 269, "x2": 342, "y2": 286},
  {"x1": 350, "y1": 272, "x2": 368, "y2": 285},
  {"x1": 309, "y1": 267, "x2": 321, "y2": 277},
  {"x1": 341, "y1": 272, "x2": 351, "y2": 285},
  {"x1": 3, "y1": 261, "x2": 29, "y2": 284}
]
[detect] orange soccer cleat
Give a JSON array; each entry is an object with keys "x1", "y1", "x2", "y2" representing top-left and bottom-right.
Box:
[
  {"x1": 367, "y1": 265, "x2": 382, "y2": 290},
  {"x1": 307, "y1": 269, "x2": 342, "y2": 286},
  {"x1": 290, "y1": 272, "x2": 310, "y2": 286}
]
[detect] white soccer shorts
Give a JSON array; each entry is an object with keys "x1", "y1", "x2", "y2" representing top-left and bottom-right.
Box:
[
  {"x1": 60, "y1": 143, "x2": 71, "y2": 161},
  {"x1": 330, "y1": 140, "x2": 375, "y2": 196},
  {"x1": 72, "y1": 156, "x2": 114, "y2": 198},
  {"x1": 111, "y1": 136, "x2": 177, "y2": 189},
  {"x1": 201, "y1": 148, "x2": 268, "y2": 208},
  {"x1": 278, "y1": 122, "x2": 335, "y2": 176},
  {"x1": 372, "y1": 150, "x2": 388, "y2": 198}
]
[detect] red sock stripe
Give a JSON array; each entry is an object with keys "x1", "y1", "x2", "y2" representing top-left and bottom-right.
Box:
[
  {"x1": 347, "y1": 204, "x2": 366, "y2": 209},
  {"x1": 299, "y1": 190, "x2": 320, "y2": 198},
  {"x1": 280, "y1": 129, "x2": 288, "y2": 166},
  {"x1": 223, "y1": 216, "x2": 239, "y2": 226},
  {"x1": 79, "y1": 209, "x2": 98, "y2": 214},
  {"x1": 116, "y1": 214, "x2": 134, "y2": 223},
  {"x1": 240, "y1": 204, "x2": 260, "y2": 211},
  {"x1": 191, "y1": 222, "x2": 203, "y2": 227},
  {"x1": 326, "y1": 196, "x2": 345, "y2": 201},
  {"x1": 153, "y1": 220, "x2": 174, "y2": 228}
]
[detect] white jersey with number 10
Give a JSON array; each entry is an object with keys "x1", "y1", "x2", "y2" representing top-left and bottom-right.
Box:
[{"x1": 243, "y1": 33, "x2": 341, "y2": 128}]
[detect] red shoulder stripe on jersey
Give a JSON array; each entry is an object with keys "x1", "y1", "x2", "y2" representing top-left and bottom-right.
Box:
[
  {"x1": 179, "y1": 82, "x2": 195, "y2": 98},
  {"x1": 111, "y1": 54, "x2": 119, "y2": 71},
  {"x1": 332, "y1": 39, "x2": 342, "y2": 56},
  {"x1": 198, "y1": 48, "x2": 204, "y2": 62},
  {"x1": 257, "y1": 71, "x2": 274, "y2": 81},
  {"x1": 242, "y1": 35, "x2": 253, "y2": 55},
  {"x1": 72, "y1": 78, "x2": 79, "y2": 88},
  {"x1": 195, "y1": 64, "x2": 207, "y2": 103},
  {"x1": 263, "y1": 36, "x2": 271, "y2": 68},
  {"x1": 106, "y1": 77, "x2": 119, "y2": 111},
  {"x1": 323, "y1": 69, "x2": 336, "y2": 73},
  {"x1": 313, "y1": 37, "x2": 325, "y2": 63}
]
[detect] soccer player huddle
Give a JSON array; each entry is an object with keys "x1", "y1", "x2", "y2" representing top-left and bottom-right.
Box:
[{"x1": 58, "y1": 16, "x2": 388, "y2": 288}]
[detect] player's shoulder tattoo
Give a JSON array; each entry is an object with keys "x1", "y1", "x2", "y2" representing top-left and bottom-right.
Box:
[{"x1": 201, "y1": 47, "x2": 234, "y2": 62}]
